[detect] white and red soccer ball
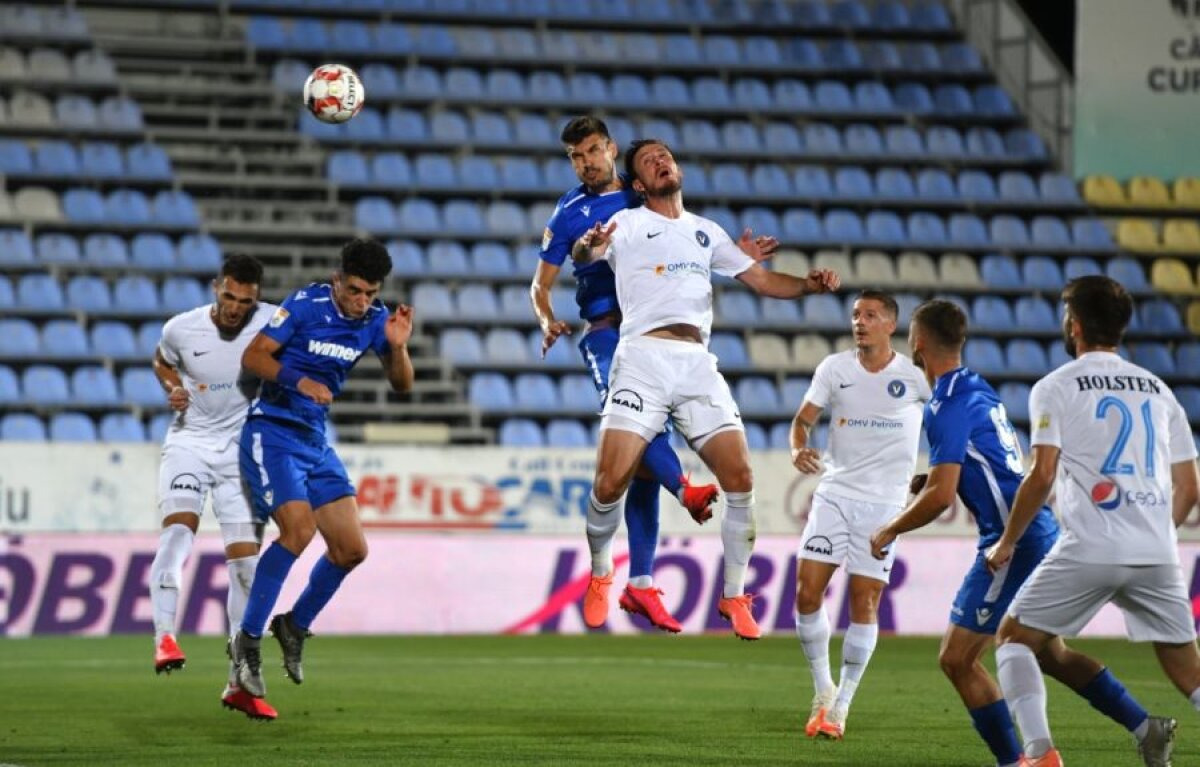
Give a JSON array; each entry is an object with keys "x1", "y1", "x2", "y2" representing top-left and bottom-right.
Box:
[{"x1": 303, "y1": 64, "x2": 364, "y2": 124}]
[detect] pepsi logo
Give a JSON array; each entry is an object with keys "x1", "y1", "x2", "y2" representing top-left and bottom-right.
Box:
[{"x1": 1092, "y1": 481, "x2": 1121, "y2": 511}]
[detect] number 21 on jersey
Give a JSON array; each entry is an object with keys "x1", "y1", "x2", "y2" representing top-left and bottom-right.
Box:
[{"x1": 1096, "y1": 396, "x2": 1156, "y2": 478}]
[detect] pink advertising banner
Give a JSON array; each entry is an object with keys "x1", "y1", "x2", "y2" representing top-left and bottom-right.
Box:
[{"x1": 6, "y1": 534, "x2": 1200, "y2": 638}]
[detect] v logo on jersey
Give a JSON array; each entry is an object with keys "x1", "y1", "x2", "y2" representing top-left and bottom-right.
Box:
[
  {"x1": 581, "y1": 204, "x2": 591, "y2": 218},
  {"x1": 929, "y1": 400, "x2": 942, "y2": 415},
  {"x1": 975, "y1": 607, "x2": 992, "y2": 626}
]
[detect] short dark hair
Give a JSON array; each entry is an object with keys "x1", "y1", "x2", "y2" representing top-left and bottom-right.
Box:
[
  {"x1": 220, "y1": 254, "x2": 263, "y2": 285},
  {"x1": 624, "y1": 138, "x2": 670, "y2": 182},
  {"x1": 340, "y1": 238, "x2": 392, "y2": 284},
  {"x1": 855, "y1": 289, "x2": 899, "y2": 321},
  {"x1": 912, "y1": 299, "x2": 968, "y2": 352},
  {"x1": 1062, "y1": 275, "x2": 1133, "y2": 347},
  {"x1": 560, "y1": 116, "x2": 611, "y2": 146}
]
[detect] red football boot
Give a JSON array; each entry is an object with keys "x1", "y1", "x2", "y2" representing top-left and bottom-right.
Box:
[
  {"x1": 154, "y1": 634, "x2": 186, "y2": 675},
  {"x1": 680, "y1": 475, "x2": 719, "y2": 524},
  {"x1": 618, "y1": 584, "x2": 683, "y2": 633},
  {"x1": 222, "y1": 685, "x2": 278, "y2": 721}
]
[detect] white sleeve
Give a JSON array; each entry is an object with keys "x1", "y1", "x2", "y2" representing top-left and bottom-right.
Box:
[
  {"x1": 913, "y1": 363, "x2": 933, "y2": 401},
  {"x1": 1028, "y1": 378, "x2": 1062, "y2": 448},
  {"x1": 1167, "y1": 396, "x2": 1199, "y2": 463},
  {"x1": 157, "y1": 316, "x2": 182, "y2": 367},
  {"x1": 804, "y1": 356, "x2": 834, "y2": 410},
  {"x1": 710, "y1": 226, "x2": 756, "y2": 278}
]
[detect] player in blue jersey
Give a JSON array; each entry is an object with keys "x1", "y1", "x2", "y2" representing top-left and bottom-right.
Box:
[
  {"x1": 871, "y1": 299, "x2": 1174, "y2": 767},
  {"x1": 229, "y1": 239, "x2": 414, "y2": 701},
  {"x1": 530, "y1": 116, "x2": 726, "y2": 632}
]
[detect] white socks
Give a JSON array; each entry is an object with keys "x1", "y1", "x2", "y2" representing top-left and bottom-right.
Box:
[
  {"x1": 795, "y1": 608, "x2": 835, "y2": 697},
  {"x1": 834, "y1": 622, "x2": 878, "y2": 712},
  {"x1": 225, "y1": 554, "x2": 258, "y2": 684},
  {"x1": 149, "y1": 524, "x2": 193, "y2": 643},
  {"x1": 996, "y1": 642, "x2": 1053, "y2": 758},
  {"x1": 721, "y1": 491, "x2": 756, "y2": 598},
  {"x1": 586, "y1": 491, "x2": 622, "y2": 577}
]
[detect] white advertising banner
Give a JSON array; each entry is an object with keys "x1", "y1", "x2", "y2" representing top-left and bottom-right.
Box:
[{"x1": 7, "y1": 534, "x2": 1200, "y2": 638}]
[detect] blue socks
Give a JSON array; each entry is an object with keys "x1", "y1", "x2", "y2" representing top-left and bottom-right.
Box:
[
  {"x1": 240, "y1": 541, "x2": 297, "y2": 638},
  {"x1": 969, "y1": 699, "x2": 1021, "y2": 766},
  {"x1": 291, "y1": 556, "x2": 352, "y2": 631},
  {"x1": 1079, "y1": 668, "x2": 1149, "y2": 732},
  {"x1": 641, "y1": 432, "x2": 683, "y2": 497},
  {"x1": 624, "y1": 476, "x2": 660, "y2": 581}
]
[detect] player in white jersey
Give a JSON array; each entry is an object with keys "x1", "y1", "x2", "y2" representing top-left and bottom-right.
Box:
[
  {"x1": 987, "y1": 276, "x2": 1200, "y2": 767},
  {"x1": 573, "y1": 138, "x2": 839, "y2": 641},
  {"x1": 148, "y1": 254, "x2": 279, "y2": 720},
  {"x1": 789, "y1": 290, "x2": 930, "y2": 740}
]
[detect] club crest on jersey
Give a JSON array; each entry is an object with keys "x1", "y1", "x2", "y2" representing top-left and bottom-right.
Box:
[
  {"x1": 269, "y1": 307, "x2": 289, "y2": 328},
  {"x1": 887, "y1": 379, "x2": 906, "y2": 398},
  {"x1": 694, "y1": 230, "x2": 710, "y2": 247},
  {"x1": 541, "y1": 228, "x2": 553, "y2": 250},
  {"x1": 1092, "y1": 480, "x2": 1122, "y2": 511},
  {"x1": 581, "y1": 204, "x2": 591, "y2": 217}
]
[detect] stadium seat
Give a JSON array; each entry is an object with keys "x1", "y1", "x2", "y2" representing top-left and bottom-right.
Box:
[
  {"x1": 63, "y1": 188, "x2": 105, "y2": 222},
  {"x1": 990, "y1": 215, "x2": 1030, "y2": 247},
  {"x1": 161, "y1": 278, "x2": 206, "y2": 313},
  {"x1": 71, "y1": 365, "x2": 120, "y2": 405},
  {"x1": 176, "y1": 234, "x2": 220, "y2": 271},
  {"x1": 1116, "y1": 219, "x2": 1159, "y2": 252},
  {"x1": 1130, "y1": 342, "x2": 1175, "y2": 375},
  {"x1": 804, "y1": 293, "x2": 845, "y2": 329},
  {"x1": 708, "y1": 332, "x2": 748, "y2": 369},
  {"x1": 1083, "y1": 175, "x2": 1125, "y2": 207},
  {"x1": 949, "y1": 213, "x2": 988, "y2": 246},
  {"x1": 855, "y1": 250, "x2": 897, "y2": 285},
  {"x1": 558, "y1": 374, "x2": 599, "y2": 413},
  {"x1": 898, "y1": 251, "x2": 939, "y2": 286},
  {"x1": 23, "y1": 364, "x2": 70, "y2": 404},
  {"x1": 484, "y1": 328, "x2": 529, "y2": 364},
  {"x1": 875, "y1": 167, "x2": 914, "y2": 199},
  {"x1": 0, "y1": 318, "x2": 39, "y2": 356},
  {"x1": 1176, "y1": 386, "x2": 1200, "y2": 422},
  {"x1": 17, "y1": 273, "x2": 65, "y2": 311},
  {"x1": 1006, "y1": 339, "x2": 1048, "y2": 376},
  {"x1": 792, "y1": 334, "x2": 833, "y2": 370},
  {"x1": 0, "y1": 140, "x2": 33, "y2": 174},
  {"x1": 513, "y1": 373, "x2": 560, "y2": 411},
  {"x1": 1, "y1": 413, "x2": 46, "y2": 441},
  {"x1": 964, "y1": 338, "x2": 1005, "y2": 375},
  {"x1": 469, "y1": 372, "x2": 515, "y2": 411},
  {"x1": 113, "y1": 275, "x2": 159, "y2": 313},
  {"x1": 1104, "y1": 257, "x2": 1147, "y2": 291},
  {"x1": 917, "y1": 168, "x2": 956, "y2": 200},
  {"x1": 41, "y1": 319, "x2": 89, "y2": 357},
  {"x1": 1071, "y1": 218, "x2": 1114, "y2": 248},
  {"x1": 736, "y1": 376, "x2": 782, "y2": 416},
  {"x1": 907, "y1": 212, "x2": 948, "y2": 245},
  {"x1": 793, "y1": 166, "x2": 833, "y2": 198},
  {"x1": 455, "y1": 284, "x2": 500, "y2": 320},
  {"x1": 1013, "y1": 296, "x2": 1057, "y2": 331},
  {"x1": 885, "y1": 125, "x2": 925, "y2": 156},
  {"x1": 1022, "y1": 256, "x2": 1064, "y2": 292},
  {"x1": 83, "y1": 233, "x2": 129, "y2": 267},
  {"x1": 1140, "y1": 299, "x2": 1183, "y2": 334},
  {"x1": 0, "y1": 364, "x2": 18, "y2": 403},
  {"x1": 545, "y1": 419, "x2": 590, "y2": 447},
  {"x1": 65, "y1": 275, "x2": 111, "y2": 312},
  {"x1": 91, "y1": 320, "x2": 139, "y2": 358},
  {"x1": 980, "y1": 254, "x2": 1022, "y2": 289},
  {"x1": 97, "y1": 412, "x2": 144, "y2": 442},
  {"x1": 998, "y1": 382, "x2": 1031, "y2": 423},
  {"x1": 34, "y1": 140, "x2": 80, "y2": 176},
  {"x1": 972, "y1": 296, "x2": 1014, "y2": 330},
  {"x1": 748, "y1": 334, "x2": 790, "y2": 368},
  {"x1": 1177, "y1": 343, "x2": 1200, "y2": 378},
  {"x1": 1163, "y1": 219, "x2": 1200, "y2": 252},
  {"x1": 939, "y1": 253, "x2": 981, "y2": 288},
  {"x1": 1151, "y1": 258, "x2": 1195, "y2": 293},
  {"x1": 499, "y1": 418, "x2": 544, "y2": 446},
  {"x1": 36, "y1": 233, "x2": 80, "y2": 264},
  {"x1": 1128, "y1": 176, "x2": 1171, "y2": 207}
]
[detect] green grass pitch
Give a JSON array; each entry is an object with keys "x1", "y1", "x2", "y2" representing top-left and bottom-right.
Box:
[{"x1": 1, "y1": 634, "x2": 1194, "y2": 766}]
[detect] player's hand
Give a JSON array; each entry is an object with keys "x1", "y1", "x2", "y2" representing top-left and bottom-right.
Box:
[
  {"x1": 297, "y1": 378, "x2": 333, "y2": 405},
  {"x1": 803, "y1": 268, "x2": 841, "y2": 294},
  {"x1": 386, "y1": 304, "x2": 414, "y2": 347},
  {"x1": 541, "y1": 320, "x2": 572, "y2": 357},
  {"x1": 167, "y1": 385, "x2": 189, "y2": 412},
  {"x1": 791, "y1": 446, "x2": 823, "y2": 474},
  {"x1": 984, "y1": 540, "x2": 1014, "y2": 572},
  {"x1": 738, "y1": 228, "x2": 779, "y2": 262},
  {"x1": 575, "y1": 220, "x2": 616, "y2": 259},
  {"x1": 869, "y1": 526, "x2": 896, "y2": 561},
  {"x1": 910, "y1": 473, "x2": 929, "y2": 495}
]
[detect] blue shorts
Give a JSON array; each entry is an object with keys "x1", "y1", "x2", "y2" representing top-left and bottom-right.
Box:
[
  {"x1": 578, "y1": 326, "x2": 618, "y2": 402},
  {"x1": 239, "y1": 417, "x2": 355, "y2": 520},
  {"x1": 950, "y1": 532, "x2": 1056, "y2": 635}
]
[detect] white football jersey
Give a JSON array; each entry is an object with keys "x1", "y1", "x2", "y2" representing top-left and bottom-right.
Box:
[
  {"x1": 601, "y1": 206, "x2": 756, "y2": 344},
  {"x1": 805, "y1": 350, "x2": 931, "y2": 505},
  {"x1": 157, "y1": 302, "x2": 276, "y2": 450},
  {"x1": 1029, "y1": 351, "x2": 1197, "y2": 565}
]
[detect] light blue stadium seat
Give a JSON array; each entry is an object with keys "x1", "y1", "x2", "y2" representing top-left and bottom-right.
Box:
[
  {"x1": 933, "y1": 84, "x2": 973, "y2": 115},
  {"x1": 716, "y1": 291, "x2": 760, "y2": 325},
  {"x1": 443, "y1": 199, "x2": 486, "y2": 234},
  {"x1": 956, "y1": 169, "x2": 996, "y2": 201},
  {"x1": 853, "y1": 81, "x2": 894, "y2": 112},
  {"x1": 558, "y1": 374, "x2": 598, "y2": 412},
  {"x1": 470, "y1": 111, "x2": 511, "y2": 145},
  {"x1": 998, "y1": 382, "x2": 1031, "y2": 423},
  {"x1": 1140, "y1": 300, "x2": 1183, "y2": 334},
  {"x1": 497, "y1": 285, "x2": 530, "y2": 320},
  {"x1": 99, "y1": 412, "x2": 145, "y2": 442},
  {"x1": 1071, "y1": 218, "x2": 1113, "y2": 248},
  {"x1": 649, "y1": 74, "x2": 689, "y2": 107},
  {"x1": 528, "y1": 70, "x2": 566, "y2": 101},
  {"x1": 355, "y1": 197, "x2": 396, "y2": 232},
  {"x1": 42, "y1": 319, "x2": 88, "y2": 357},
  {"x1": 106, "y1": 189, "x2": 153, "y2": 225},
  {"x1": 1, "y1": 413, "x2": 46, "y2": 441},
  {"x1": 711, "y1": 164, "x2": 750, "y2": 197},
  {"x1": 783, "y1": 208, "x2": 823, "y2": 241},
  {"x1": 0, "y1": 318, "x2": 39, "y2": 356},
  {"x1": 470, "y1": 242, "x2": 513, "y2": 277},
  {"x1": 762, "y1": 296, "x2": 802, "y2": 325},
  {"x1": 844, "y1": 123, "x2": 883, "y2": 154},
  {"x1": 680, "y1": 120, "x2": 720, "y2": 152},
  {"x1": 885, "y1": 125, "x2": 924, "y2": 157},
  {"x1": 161, "y1": 277, "x2": 206, "y2": 313},
  {"x1": 148, "y1": 412, "x2": 173, "y2": 443},
  {"x1": 514, "y1": 113, "x2": 553, "y2": 147},
  {"x1": 804, "y1": 293, "x2": 844, "y2": 329},
  {"x1": 804, "y1": 123, "x2": 842, "y2": 155},
  {"x1": 541, "y1": 156, "x2": 577, "y2": 190},
  {"x1": 768, "y1": 420, "x2": 793, "y2": 450},
  {"x1": 1177, "y1": 344, "x2": 1200, "y2": 378},
  {"x1": 388, "y1": 108, "x2": 428, "y2": 142},
  {"x1": 121, "y1": 367, "x2": 164, "y2": 406},
  {"x1": 499, "y1": 418, "x2": 544, "y2": 446},
  {"x1": 834, "y1": 166, "x2": 873, "y2": 198},
  {"x1": 23, "y1": 365, "x2": 70, "y2": 404},
  {"x1": 895, "y1": 82, "x2": 933, "y2": 114},
  {"x1": 0, "y1": 230, "x2": 34, "y2": 266},
  {"x1": 925, "y1": 125, "x2": 964, "y2": 158},
  {"x1": 815, "y1": 80, "x2": 853, "y2": 111},
  {"x1": 83, "y1": 233, "x2": 129, "y2": 267},
  {"x1": 414, "y1": 153, "x2": 456, "y2": 188},
  {"x1": 1062, "y1": 256, "x2": 1102, "y2": 282},
  {"x1": 638, "y1": 117, "x2": 679, "y2": 148},
  {"x1": 113, "y1": 275, "x2": 158, "y2": 312},
  {"x1": 498, "y1": 156, "x2": 540, "y2": 190},
  {"x1": 0, "y1": 276, "x2": 13, "y2": 309},
  {"x1": 387, "y1": 240, "x2": 424, "y2": 275},
  {"x1": 611, "y1": 72, "x2": 651, "y2": 105},
  {"x1": 98, "y1": 96, "x2": 143, "y2": 130},
  {"x1": 456, "y1": 284, "x2": 500, "y2": 319},
  {"x1": 535, "y1": 327, "x2": 577, "y2": 368},
  {"x1": 36, "y1": 233, "x2": 80, "y2": 264},
  {"x1": 749, "y1": 164, "x2": 789, "y2": 197},
  {"x1": 372, "y1": 22, "x2": 412, "y2": 53},
  {"x1": 1104, "y1": 258, "x2": 1147, "y2": 291},
  {"x1": 741, "y1": 207, "x2": 780, "y2": 238},
  {"x1": 972, "y1": 296, "x2": 1014, "y2": 330},
  {"x1": 440, "y1": 328, "x2": 484, "y2": 364},
  {"x1": 731, "y1": 77, "x2": 770, "y2": 109},
  {"x1": 1006, "y1": 339, "x2": 1048, "y2": 376},
  {"x1": 18, "y1": 273, "x2": 65, "y2": 310},
  {"x1": 56, "y1": 95, "x2": 97, "y2": 128},
  {"x1": 1048, "y1": 342, "x2": 1072, "y2": 369},
  {"x1": 949, "y1": 213, "x2": 988, "y2": 246},
  {"x1": 63, "y1": 188, "x2": 105, "y2": 221},
  {"x1": 485, "y1": 328, "x2": 529, "y2": 364},
  {"x1": 545, "y1": 419, "x2": 590, "y2": 447},
  {"x1": 779, "y1": 376, "x2": 811, "y2": 407},
  {"x1": 1130, "y1": 342, "x2": 1175, "y2": 375},
  {"x1": 761, "y1": 122, "x2": 801, "y2": 154},
  {"x1": 1014, "y1": 296, "x2": 1057, "y2": 331},
  {"x1": 824, "y1": 209, "x2": 863, "y2": 241},
  {"x1": 344, "y1": 108, "x2": 384, "y2": 142},
  {"x1": 867, "y1": 211, "x2": 905, "y2": 244},
  {"x1": 990, "y1": 215, "x2": 1030, "y2": 247},
  {"x1": 700, "y1": 206, "x2": 738, "y2": 239},
  {"x1": 1039, "y1": 172, "x2": 1080, "y2": 203},
  {"x1": 792, "y1": 166, "x2": 831, "y2": 198},
  {"x1": 398, "y1": 64, "x2": 441, "y2": 100},
  {"x1": 34, "y1": 140, "x2": 80, "y2": 176},
  {"x1": 1176, "y1": 387, "x2": 1200, "y2": 422},
  {"x1": 327, "y1": 150, "x2": 368, "y2": 184},
  {"x1": 737, "y1": 376, "x2": 782, "y2": 416},
  {"x1": 0, "y1": 139, "x2": 33, "y2": 174},
  {"x1": 71, "y1": 365, "x2": 120, "y2": 404},
  {"x1": 92, "y1": 320, "x2": 139, "y2": 358},
  {"x1": 425, "y1": 242, "x2": 471, "y2": 277},
  {"x1": 965, "y1": 126, "x2": 1005, "y2": 157},
  {"x1": 246, "y1": 16, "x2": 286, "y2": 49},
  {"x1": 398, "y1": 197, "x2": 440, "y2": 232},
  {"x1": 411, "y1": 283, "x2": 454, "y2": 319},
  {"x1": 66, "y1": 275, "x2": 112, "y2": 312},
  {"x1": 0, "y1": 365, "x2": 18, "y2": 403},
  {"x1": 469, "y1": 372, "x2": 515, "y2": 411},
  {"x1": 1022, "y1": 256, "x2": 1063, "y2": 292},
  {"x1": 480, "y1": 201, "x2": 524, "y2": 237},
  {"x1": 177, "y1": 234, "x2": 220, "y2": 271},
  {"x1": 371, "y1": 152, "x2": 411, "y2": 186},
  {"x1": 964, "y1": 338, "x2": 1005, "y2": 375},
  {"x1": 514, "y1": 373, "x2": 559, "y2": 411},
  {"x1": 722, "y1": 120, "x2": 761, "y2": 152},
  {"x1": 1031, "y1": 216, "x2": 1071, "y2": 247},
  {"x1": 709, "y1": 333, "x2": 748, "y2": 367}
]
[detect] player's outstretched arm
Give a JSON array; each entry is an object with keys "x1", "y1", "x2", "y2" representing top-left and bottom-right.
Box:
[
  {"x1": 382, "y1": 305, "x2": 415, "y2": 393},
  {"x1": 529, "y1": 259, "x2": 571, "y2": 357},
  {"x1": 152, "y1": 347, "x2": 189, "y2": 412},
  {"x1": 243, "y1": 333, "x2": 332, "y2": 405},
  {"x1": 985, "y1": 445, "x2": 1058, "y2": 571},
  {"x1": 790, "y1": 401, "x2": 824, "y2": 474},
  {"x1": 570, "y1": 220, "x2": 616, "y2": 264},
  {"x1": 870, "y1": 463, "x2": 961, "y2": 559},
  {"x1": 1171, "y1": 459, "x2": 1200, "y2": 527},
  {"x1": 736, "y1": 227, "x2": 779, "y2": 262},
  {"x1": 736, "y1": 265, "x2": 840, "y2": 299}
]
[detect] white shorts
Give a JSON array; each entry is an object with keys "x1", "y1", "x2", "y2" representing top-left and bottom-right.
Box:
[
  {"x1": 599, "y1": 335, "x2": 742, "y2": 445},
  {"x1": 158, "y1": 439, "x2": 253, "y2": 526},
  {"x1": 798, "y1": 490, "x2": 900, "y2": 583},
  {"x1": 1008, "y1": 554, "x2": 1197, "y2": 644}
]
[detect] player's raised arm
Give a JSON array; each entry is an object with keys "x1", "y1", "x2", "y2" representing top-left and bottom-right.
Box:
[
  {"x1": 152, "y1": 346, "x2": 189, "y2": 412},
  {"x1": 736, "y1": 263, "x2": 841, "y2": 299},
  {"x1": 530, "y1": 259, "x2": 571, "y2": 357},
  {"x1": 242, "y1": 332, "x2": 332, "y2": 405},
  {"x1": 571, "y1": 219, "x2": 617, "y2": 264},
  {"x1": 381, "y1": 304, "x2": 415, "y2": 393},
  {"x1": 870, "y1": 463, "x2": 961, "y2": 559}
]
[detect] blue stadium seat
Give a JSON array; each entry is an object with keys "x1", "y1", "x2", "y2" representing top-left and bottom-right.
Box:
[
  {"x1": 956, "y1": 170, "x2": 996, "y2": 201},
  {"x1": 63, "y1": 188, "x2": 105, "y2": 222},
  {"x1": 1005, "y1": 128, "x2": 1046, "y2": 159},
  {"x1": 514, "y1": 113, "x2": 553, "y2": 147},
  {"x1": 758, "y1": 123, "x2": 798, "y2": 155},
  {"x1": 83, "y1": 233, "x2": 129, "y2": 267},
  {"x1": 92, "y1": 320, "x2": 139, "y2": 358},
  {"x1": 56, "y1": 95, "x2": 98, "y2": 128},
  {"x1": 999, "y1": 171, "x2": 1038, "y2": 201},
  {"x1": 34, "y1": 140, "x2": 80, "y2": 176},
  {"x1": 1063, "y1": 256, "x2": 1102, "y2": 282},
  {"x1": 1031, "y1": 216, "x2": 1071, "y2": 247},
  {"x1": 545, "y1": 419, "x2": 590, "y2": 447},
  {"x1": 948, "y1": 213, "x2": 988, "y2": 246},
  {"x1": 327, "y1": 150, "x2": 368, "y2": 184},
  {"x1": 975, "y1": 85, "x2": 1015, "y2": 117},
  {"x1": 440, "y1": 328, "x2": 485, "y2": 364},
  {"x1": 964, "y1": 338, "x2": 1005, "y2": 375},
  {"x1": 99, "y1": 413, "x2": 145, "y2": 442},
  {"x1": 0, "y1": 276, "x2": 12, "y2": 309},
  {"x1": 499, "y1": 157, "x2": 541, "y2": 190},
  {"x1": 709, "y1": 333, "x2": 749, "y2": 367},
  {"x1": 470, "y1": 242, "x2": 513, "y2": 277},
  {"x1": 0, "y1": 139, "x2": 33, "y2": 174},
  {"x1": 177, "y1": 234, "x2": 220, "y2": 271},
  {"x1": 1006, "y1": 339, "x2": 1048, "y2": 376},
  {"x1": 844, "y1": 123, "x2": 882, "y2": 155},
  {"x1": 741, "y1": 206, "x2": 780, "y2": 237},
  {"x1": 71, "y1": 365, "x2": 120, "y2": 404},
  {"x1": 804, "y1": 123, "x2": 842, "y2": 155},
  {"x1": 386, "y1": 108, "x2": 428, "y2": 142},
  {"x1": 369, "y1": 152, "x2": 411, "y2": 186},
  {"x1": 737, "y1": 376, "x2": 782, "y2": 416},
  {"x1": 414, "y1": 154, "x2": 456, "y2": 188},
  {"x1": 972, "y1": 296, "x2": 1014, "y2": 330},
  {"x1": 411, "y1": 283, "x2": 454, "y2": 319},
  {"x1": 371, "y1": 21, "x2": 412, "y2": 53},
  {"x1": 680, "y1": 120, "x2": 720, "y2": 152},
  {"x1": 1140, "y1": 300, "x2": 1183, "y2": 334},
  {"x1": 528, "y1": 70, "x2": 566, "y2": 102},
  {"x1": 98, "y1": 96, "x2": 143, "y2": 130},
  {"x1": 120, "y1": 367, "x2": 163, "y2": 406},
  {"x1": 514, "y1": 373, "x2": 559, "y2": 411},
  {"x1": 722, "y1": 121, "x2": 761, "y2": 152},
  {"x1": 823, "y1": 209, "x2": 863, "y2": 241},
  {"x1": 246, "y1": 16, "x2": 286, "y2": 49},
  {"x1": 17, "y1": 273, "x2": 66, "y2": 311},
  {"x1": 355, "y1": 197, "x2": 396, "y2": 232},
  {"x1": 915, "y1": 169, "x2": 955, "y2": 200},
  {"x1": 965, "y1": 126, "x2": 1006, "y2": 157},
  {"x1": 1047, "y1": 342, "x2": 1072, "y2": 369},
  {"x1": 0, "y1": 365, "x2": 18, "y2": 404},
  {"x1": 885, "y1": 125, "x2": 924, "y2": 156},
  {"x1": 455, "y1": 284, "x2": 500, "y2": 319},
  {"x1": 894, "y1": 82, "x2": 933, "y2": 114},
  {"x1": 942, "y1": 42, "x2": 984, "y2": 73},
  {"x1": 387, "y1": 240, "x2": 425, "y2": 275},
  {"x1": 651, "y1": 74, "x2": 691, "y2": 106},
  {"x1": 485, "y1": 328, "x2": 529, "y2": 364},
  {"x1": 469, "y1": 372, "x2": 515, "y2": 411},
  {"x1": 496, "y1": 285, "x2": 530, "y2": 321},
  {"x1": 105, "y1": 189, "x2": 153, "y2": 226},
  {"x1": 1130, "y1": 342, "x2": 1175, "y2": 375},
  {"x1": 732, "y1": 77, "x2": 770, "y2": 109},
  {"x1": 998, "y1": 382, "x2": 1031, "y2": 423},
  {"x1": 66, "y1": 275, "x2": 112, "y2": 312},
  {"x1": 866, "y1": 211, "x2": 905, "y2": 244},
  {"x1": 1177, "y1": 387, "x2": 1200, "y2": 422},
  {"x1": 396, "y1": 197, "x2": 439, "y2": 232},
  {"x1": 773, "y1": 78, "x2": 812, "y2": 110},
  {"x1": 1177, "y1": 344, "x2": 1200, "y2": 378},
  {"x1": 853, "y1": 81, "x2": 894, "y2": 113},
  {"x1": 783, "y1": 209, "x2": 823, "y2": 242},
  {"x1": 1022, "y1": 256, "x2": 1063, "y2": 292},
  {"x1": 751, "y1": 165, "x2": 791, "y2": 196},
  {"x1": 113, "y1": 275, "x2": 159, "y2": 312},
  {"x1": 484, "y1": 201, "x2": 527, "y2": 236},
  {"x1": 712, "y1": 164, "x2": 751, "y2": 196},
  {"x1": 907, "y1": 212, "x2": 947, "y2": 244},
  {"x1": 148, "y1": 412, "x2": 173, "y2": 443},
  {"x1": 1013, "y1": 296, "x2": 1057, "y2": 331},
  {"x1": 926, "y1": 125, "x2": 965, "y2": 158},
  {"x1": 768, "y1": 420, "x2": 793, "y2": 450},
  {"x1": 443, "y1": 199, "x2": 486, "y2": 234},
  {"x1": 902, "y1": 41, "x2": 941, "y2": 71},
  {"x1": 716, "y1": 291, "x2": 760, "y2": 325},
  {"x1": 112, "y1": 142, "x2": 161, "y2": 181},
  {"x1": 875, "y1": 167, "x2": 914, "y2": 199},
  {"x1": 558, "y1": 374, "x2": 598, "y2": 412},
  {"x1": 36, "y1": 233, "x2": 80, "y2": 264},
  {"x1": 0, "y1": 318, "x2": 39, "y2": 356},
  {"x1": 1071, "y1": 219, "x2": 1113, "y2": 248},
  {"x1": 41, "y1": 319, "x2": 88, "y2": 357},
  {"x1": 703, "y1": 35, "x2": 741, "y2": 64},
  {"x1": 1, "y1": 413, "x2": 46, "y2": 441},
  {"x1": 161, "y1": 277, "x2": 206, "y2": 313},
  {"x1": 499, "y1": 418, "x2": 544, "y2": 446},
  {"x1": 23, "y1": 365, "x2": 70, "y2": 404},
  {"x1": 933, "y1": 84, "x2": 973, "y2": 115},
  {"x1": 793, "y1": 166, "x2": 833, "y2": 197},
  {"x1": 990, "y1": 215, "x2": 1030, "y2": 247},
  {"x1": 804, "y1": 293, "x2": 845, "y2": 329},
  {"x1": 814, "y1": 80, "x2": 853, "y2": 112},
  {"x1": 1039, "y1": 173, "x2": 1080, "y2": 203},
  {"x1": 834, "y1": 166, "x2": 873, "y2": 198},
  {"x1": 1105, "y1": 258, "x2": 1147, "y2": 291}
]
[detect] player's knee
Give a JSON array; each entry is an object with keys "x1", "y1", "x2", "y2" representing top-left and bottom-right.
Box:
[
  {"x1": 592, "y1": 472, "x2": 626, "y2": 505},
  {"x1": 720, "y1": 464, "x2": 753, "y2": 494},
  {"x1": 794, "y1": 581, "x2": 823, "y2": 614},
  {"x1": 938, "y1": 644, "x2": 972, "y2": 679},
  {"x1": 848, "y1": 589, "x2": 880, "y2": 619},
  {"x1": 276, "y1": 518, "x2": 317, "y2": 553},
  {"x1": 329, "y1": 543, "x2": 367, "y2": 570}
]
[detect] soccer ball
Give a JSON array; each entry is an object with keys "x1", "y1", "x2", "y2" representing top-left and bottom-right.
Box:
[{"x1": 303, "y1": 64, "x2": 365, "y2": 124}]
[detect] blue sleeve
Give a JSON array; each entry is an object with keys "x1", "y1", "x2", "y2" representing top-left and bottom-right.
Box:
[
  {"x1": 260, "y1": 290, "x2": 307, "y2": 347},
  {"x1": 539, "y1": 202, "x2": 573, "y2": 267},
  {"x1": 927, "y1": 398, "x2": 970, "y2": 466}
]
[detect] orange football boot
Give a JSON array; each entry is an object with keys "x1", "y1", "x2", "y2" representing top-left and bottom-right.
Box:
[{"x1": 717, "y1": 594, "x2": 762, "y2": 640}]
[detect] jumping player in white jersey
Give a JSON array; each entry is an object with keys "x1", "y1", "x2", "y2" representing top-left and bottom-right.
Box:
[
  {"x1": 148, "y1": 254, "x2": 279, "y2": 720},
  {"x1": 573, "y1": 138, "x2": 840, "y2": 641},
  {"x1": 789, "y1": 290, "x2": 930, "y2": 740},
  {"x1": 988, "y1": 275, "x2": 1200, "y2": 767}
]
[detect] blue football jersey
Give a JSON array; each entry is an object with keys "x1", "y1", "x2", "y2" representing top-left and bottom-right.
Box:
[
  {"x1": 539, "y1": 174, "x2": 641, "y2": 321},
  {"x1": 926, "y1": 367, "x2": 1059, "y2": 548},
  {"x1": 248, "y1": 282, "x2": 389, "y2": 432}
]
